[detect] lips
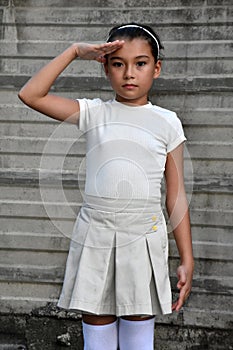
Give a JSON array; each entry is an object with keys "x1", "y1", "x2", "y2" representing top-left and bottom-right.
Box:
[{"x1": 122, "y1": 84, "x2": 138, "y2": 89}]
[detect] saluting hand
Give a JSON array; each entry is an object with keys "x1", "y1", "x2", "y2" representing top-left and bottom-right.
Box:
[{"x1": 73, "y1": 40, "x2": 125, "y2": 63}]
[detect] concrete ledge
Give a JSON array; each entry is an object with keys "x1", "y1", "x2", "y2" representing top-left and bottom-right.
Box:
[
  {"x1": 2, "y1": 74, "x2": 233, "y2": 93},
  {"x1": 0, "y1": 309, "x2": 83, "y2": 350},
  {"x1": 9, "y1": 7, "x2": 233, "y2": 26},
  {"x1": 0, "y1": 309, "x2": 233, "y2": 349},
  {"x1": 9, "y1": 0, "x2": 233, "y2": 8}
]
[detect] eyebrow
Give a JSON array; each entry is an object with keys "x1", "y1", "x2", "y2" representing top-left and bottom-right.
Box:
[{"x1": 110, "y1": 55, "x2": 150, "y2": 60}]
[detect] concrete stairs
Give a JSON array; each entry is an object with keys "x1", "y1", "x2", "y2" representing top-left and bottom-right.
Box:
[{"x1": 0, "y1": 0, "x2": 233, "y2": 348}]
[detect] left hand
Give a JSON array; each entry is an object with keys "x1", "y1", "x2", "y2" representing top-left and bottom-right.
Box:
[{"x1": 172, "y1": 264, "x2": 193, "y2": 312}]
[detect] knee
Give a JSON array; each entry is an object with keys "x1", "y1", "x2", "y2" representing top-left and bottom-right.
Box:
[
  {"x1": 82, "y1": 314, "x2": 117, "y2": 325},
  {"x1": 121, "y1": 315, "x2": 155, "y2": 321}
]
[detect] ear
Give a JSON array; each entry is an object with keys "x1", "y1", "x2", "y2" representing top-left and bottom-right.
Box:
[{"x1": 153, "y1": 60, "x2": 162, "y2": 79}]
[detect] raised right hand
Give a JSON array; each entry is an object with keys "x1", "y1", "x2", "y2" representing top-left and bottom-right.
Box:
[
  {"x1": 73, "y1": 40, "x2": 125, "y2": 63},
  {"x1": 18, "y1": 40, "x2": 124, "y2": 124}
]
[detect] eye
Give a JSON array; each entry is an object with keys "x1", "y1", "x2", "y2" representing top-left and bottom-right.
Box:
[
  {"x1": 137, "y1": 61, "x2": 147, "y2": 67},
  {"x1": 112, "y1": 61, "x2": 123, "y2": 67}
]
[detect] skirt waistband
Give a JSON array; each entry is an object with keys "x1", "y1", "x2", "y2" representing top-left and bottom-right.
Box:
[{"x1": 82, "y1": 193, "x2": 162, "y2": 213}]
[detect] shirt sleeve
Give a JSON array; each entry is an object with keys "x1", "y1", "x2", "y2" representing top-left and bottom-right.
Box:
[
  {"x1": 77, "y1": 98, "x2": 103, "y2": 133},
  {"x1": 166, "y1": 113, "x2": 187, "y2": 153}
]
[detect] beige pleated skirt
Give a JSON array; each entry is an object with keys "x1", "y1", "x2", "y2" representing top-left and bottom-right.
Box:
[{"x1": 58, "y1": 194, "x2": 172, "y2": 316}]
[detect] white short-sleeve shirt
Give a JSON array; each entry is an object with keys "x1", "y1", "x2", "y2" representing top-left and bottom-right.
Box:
[{"x1": 77, "y1": 98, "x2": 186, "y2": 200}]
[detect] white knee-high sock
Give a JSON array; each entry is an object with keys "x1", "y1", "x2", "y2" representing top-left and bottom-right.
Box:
[
  {"x1": 82, "y1": 320, "x2": 118, "y2": 350},
  {"x1": 119, "y1": 317, "x2": 155, "y2": 350}
]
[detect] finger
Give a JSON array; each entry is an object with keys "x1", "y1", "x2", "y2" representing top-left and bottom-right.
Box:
[
  {"x1": 173, "y1": 285, "x2": 191, "y2": 312},
  {"x1": 100, "y1": 39, "x2": 124, "y2": 48},
  {"x1": 172, "y1": 300, "x2": 178, "y2": 311},
  {"x1": 98, "y1": 40, "x2": 124, "y2": 54},
  {"x1": 175, "y1": 286, "x2": 186, "y2": 311},
  {"x1": 95, "y1": 42, "x2": 124, "y2": 62},
  {"x1": 175, "y1": 297, "x2": 184, "y2": 311},
  {"x1": 177, "y1": 278, "x2": 186, "y2": 290},
  {"x1": 177, "y1": 268, "x2": 187, "y2": 289},
  {"x1": 177, "y1": 285, "x2": 191, "y2": 312},
  {"x1": 174, "y1": 298, "x2": 183, "y2": 312}
]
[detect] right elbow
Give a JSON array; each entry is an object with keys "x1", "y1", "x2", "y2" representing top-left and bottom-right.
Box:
[
  {"x1": 18, "y1": 88, "x2": 26, "y2": 103},
  {"x1": 18, "y1": 88, "x2": 32, "y2": 107}
]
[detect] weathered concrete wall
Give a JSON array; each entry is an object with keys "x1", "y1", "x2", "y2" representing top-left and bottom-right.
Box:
[{"x1": 0, "y1": 0, "x2": 232, "y2": 348}]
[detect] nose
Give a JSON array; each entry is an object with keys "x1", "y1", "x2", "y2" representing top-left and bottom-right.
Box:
[{"x1": 123, "y1": 64, "x2": 135, "y2": 80}]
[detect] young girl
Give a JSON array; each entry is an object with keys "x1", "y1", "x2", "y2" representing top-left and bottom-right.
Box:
[{"x1": 19, "y1": 23, "x2": 194, "y2": 350}]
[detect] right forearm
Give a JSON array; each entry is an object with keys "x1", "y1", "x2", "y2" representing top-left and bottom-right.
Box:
[
  {"x1": 18, "y1": 40, "x2": 123, "y2": 123},
  {"x1": 18, "y1": 44, "x2": 77, "y2": 105}
]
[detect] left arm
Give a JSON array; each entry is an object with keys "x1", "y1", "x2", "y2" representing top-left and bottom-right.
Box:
[{"x1": 164, "y1": 143, "x2": 194, "y2": 312}]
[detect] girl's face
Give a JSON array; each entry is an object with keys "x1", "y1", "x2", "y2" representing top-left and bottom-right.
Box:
[{"x1": 104, "y1": 38, "x2": 161, "y2": 105}]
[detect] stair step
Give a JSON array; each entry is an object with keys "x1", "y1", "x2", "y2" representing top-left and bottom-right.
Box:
[
  {"x1": 0, "y1": 136, "x2": 231, "y2": 157},
  {"x1": 190, "y1": 192, "x2": 232, "y2": 211},
  {"x1": 0, "y1": 232, "x2": 69, "y2": 251},
  {"x1": 0, "y1": 90, "x2": 97, "y2": 104},
  {"x1": 0, "y1": 149, "x2": 231, "y2": 179},
  {"x1": 0, "y1": 57, "x2": 101, "y2": 77},
  {"x1": 0, "y1": 157, "x2": 231, "y2": 177},
  {"x1": 0, "y1": 233, "x2": 232, "y2": 261},
  {"x1": 0, "y1": 231, "x2": 231, "y2": 277},
  {"x1": 155, "y1": 93, "x2": 233, "y2": 110},
  {"x1": 0, "y1": 216, "x2": 74, "y2": 235},
  {"x1": 181, "y1": 307, "x2": 233, "y2": 330},
  {"x1": 8, "y1": 23, "x2": 233, "y2": 42},
  {"x1": 0, "y1": 154, "x2": 83, "y2": 170},
  {"x1": 1, "y1": 40, "x2": 233, "y2": 58},
  {"x1": 0, "y1": 284, "x2": 232, "y2": 329},
  {"x1": 0, "y1": 184, "x2": 83, "y2": 203},
  {"x1": 188, "y1": 141, "x2": 233, "y2": 159},
  {"x1": 180, "y1": 108, "x2": 233, "y2": 126},
  {"x1": 0, "y1": 280, "x2": 60, "y2": 300},
  {"x1": 2, "y1": 264, "x2": 233, "y2": 292},
  {"x1": 174, "y1": 274, "x2": 233, "y2": 292},
  {"x1": 6, "y1": 7, "x2": 233, "y2": 26},
  {"x1": 0, "y1": 263, "x2": 65, "y2": 283},
  {"x1": 0, "y1": 200, "x2": 80, "y2": 219},
  {"x1": 2, "y1": 74, "x2": 233, "y2": 94},
  {"x1": 1, "y1": 91, "x2": 233, "y2": 110},
  {"x1": 0, "y1": 168, "x2": 230, "y2": 189},
  {"x1": 170, "y1": 239, "x2": 233, "y2": 260},
  {"x1": 1, "y1": 105, "x2": 233, "y2": 125},
  {"x1": 0, "y1": 248, "x2": 67, "y2": 267},
  {"x1": 2, "y1": 56, "x2": 233, "y2": 77},
  {"x1": 0, "y1": 168, "x2": 85, "y2": 183},
  {"x1": 0, "y1": 296, "x2": 56, "y2": 315},
  {"x1": 185, "y1": 127, "x2": 233, "y2": 142},
  {"x1": 10, "y1": 0, "x2": 233, "y2": 7},
  {"x1": 0, "y1": 136, "x2": 85, "y2": 154},
  {"x1": 0, "y1": 124, "x2": 232, "y2": 143},
  {"x1": 191, "y1": 159, "x2": 232, "y2": 177},
  {"x1": 0, "y1": 200, "x2": 232, "y2": 225},
  {"x1": 0, "y1": 182, "x2": 231, "y2": 207},
  {"x1": 0, "y1": 339, "x2": 26, "y2": 350}
]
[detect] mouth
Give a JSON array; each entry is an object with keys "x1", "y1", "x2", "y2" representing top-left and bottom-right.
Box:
[{"x1": 122, "y1": 84, "x2": 138, "y2": 90}]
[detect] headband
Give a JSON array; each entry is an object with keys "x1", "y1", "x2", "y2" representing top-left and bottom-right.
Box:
[{"x1": 107, "y1": 24, "x2": 160, "y2": 59}]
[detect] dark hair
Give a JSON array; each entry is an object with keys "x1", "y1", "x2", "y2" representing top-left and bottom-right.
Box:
[{"x1": 106, "y1": 22, "x2": 164, "y2": 62}]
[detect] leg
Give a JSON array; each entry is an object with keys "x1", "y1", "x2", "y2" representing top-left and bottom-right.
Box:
[
  {"x1": 82, "y1": 314, "x2": 118, "y2": 350},
  {"x1": 83, "y1": 314, "x2": 117, "y2": 325},
  {"x1": 119, "y1": 315, "x2": 155, "y2": 350}
]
